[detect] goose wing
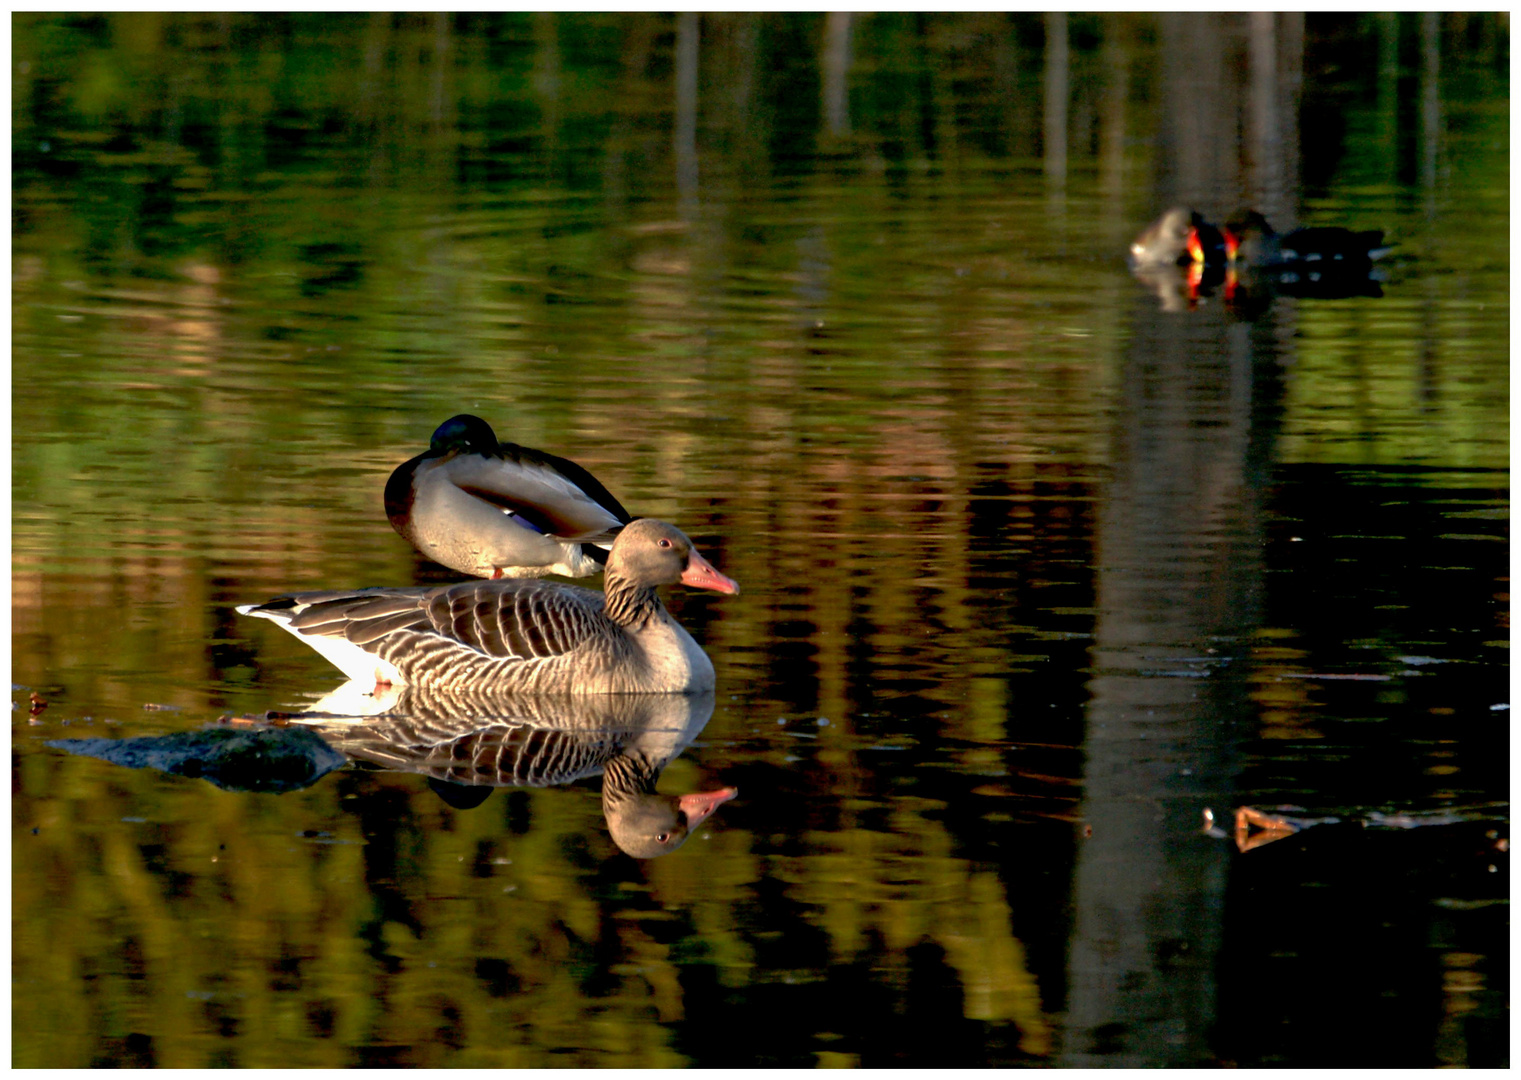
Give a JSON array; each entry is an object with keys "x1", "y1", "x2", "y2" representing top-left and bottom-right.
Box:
[
  {"x1": 280, "y1": 579, "x2": 609, "y2": 662},
  {"x1": 310, "y1": 715, "x2": 622, "y2": 787}
]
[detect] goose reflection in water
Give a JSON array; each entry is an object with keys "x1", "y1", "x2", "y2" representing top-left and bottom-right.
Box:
[
  {"x1": 296, "y1": 682, "x2": 735, "y2": 858},
  {"x1": 50, "y1": 687, "x2": 735, "y2": 858}
]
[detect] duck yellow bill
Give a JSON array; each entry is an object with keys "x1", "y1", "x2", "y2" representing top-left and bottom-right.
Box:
[
  {"x1": 678, "y1": 786, "x2": 739, "y2": 826},
  {"x1": 681, "y1": 550, "x2": 740, "y2": 595}
]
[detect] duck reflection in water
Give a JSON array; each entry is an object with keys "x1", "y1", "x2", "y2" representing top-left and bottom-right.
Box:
[{"x1": 298, "y1": 683, "x2": 735, "y2": 858}]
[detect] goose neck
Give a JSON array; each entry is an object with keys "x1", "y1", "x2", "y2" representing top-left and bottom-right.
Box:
[
  {"x1": 602, "y1": 751, "x2": 658, "y2": 803},
  {"x1": 603, "y1": 571, "x2": 663, "y2": 628}
]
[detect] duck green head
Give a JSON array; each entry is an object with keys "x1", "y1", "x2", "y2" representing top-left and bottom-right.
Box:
[{"x1": 429, "y1": 414, "x2": 499, "y2": 456}]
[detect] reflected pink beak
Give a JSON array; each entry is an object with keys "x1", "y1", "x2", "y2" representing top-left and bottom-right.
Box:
[
  {"x1": 681, "y1": 549, "x2": 740, "y2": 595},
  {"x1": 677, "y1": 786, "x2": 738, "y2": 827}
]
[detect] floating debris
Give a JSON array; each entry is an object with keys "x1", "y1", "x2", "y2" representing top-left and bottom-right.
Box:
[
  {"x1": 1206, "y1": 803, "x2": 1511, "y2": 853},
  {"x1": 1277, "y1": 672, "x2": 1394, "y2": 682}
]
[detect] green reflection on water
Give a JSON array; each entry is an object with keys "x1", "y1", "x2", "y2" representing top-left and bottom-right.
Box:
[{"x1": 12, "y1": 12, "x2": 1509, "y2": 1069}]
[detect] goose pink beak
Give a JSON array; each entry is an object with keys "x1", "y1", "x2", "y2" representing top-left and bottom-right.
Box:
[
  {"x1": 681, "y1": 549, "x2": 740, "y2": 595},
  {"x1": 678, "y1": 786, "x2": 738, "y2": 827}
]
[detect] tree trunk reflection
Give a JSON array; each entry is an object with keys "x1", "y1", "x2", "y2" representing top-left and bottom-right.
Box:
[
  {"x1": 1063, "y1": 13, "x2": 1301, "y2": 1066},
  {"x1": 1042, "y1": 11, "x2": 1069, "y2": 210}
]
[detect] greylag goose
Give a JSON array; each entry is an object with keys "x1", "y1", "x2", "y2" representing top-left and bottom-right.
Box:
[
  {"x1": 297, "y1": 688, "x2": 736, "y2": 857},
  {"x1": 237, "y1": 519, "x2": 738, "y2": 695},
  {"x1": 385, "y1": 413, "x2": 633, "y2": 579}
]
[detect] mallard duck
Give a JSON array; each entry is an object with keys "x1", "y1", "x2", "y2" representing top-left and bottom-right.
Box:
[
  {"x1": 238, "y1": 519, "x2": 739, "y2": 695},
  {"x1": 384, "y1": 413, "x2": 633, "y2": 580}
]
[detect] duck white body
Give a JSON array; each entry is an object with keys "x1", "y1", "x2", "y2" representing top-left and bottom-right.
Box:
[
  {"x1": 238, "y1": 519, "x2": 738, "y2": 696},
  {"x1": 385, "y1": 414, "x2": 632, "y2": 580}
]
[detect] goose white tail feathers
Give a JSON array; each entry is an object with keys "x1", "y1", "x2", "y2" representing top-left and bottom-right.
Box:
[{"x1": 237, "y1": 592, "x2": 409, "y2": 690}]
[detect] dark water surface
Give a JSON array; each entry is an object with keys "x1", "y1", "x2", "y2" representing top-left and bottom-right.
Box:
[{"x1": 12, "y1": 13, "x2": 1509, "y2": 1068}]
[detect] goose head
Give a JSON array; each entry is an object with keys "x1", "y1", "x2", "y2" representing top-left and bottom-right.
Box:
[
  {"x1": 606, "y1": 786, "x2": 739, "y2": 858},
  {"x1": 607, "y1": 519, "x2": 740, "y2": 595}
]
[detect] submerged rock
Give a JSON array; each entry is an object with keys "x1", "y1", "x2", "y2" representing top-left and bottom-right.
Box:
[{"x1": 49, "y1": 726, "x2": 347, "y2": 794}]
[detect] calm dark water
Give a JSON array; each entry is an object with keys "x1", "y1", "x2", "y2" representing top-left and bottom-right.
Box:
[{"x1": 12, "y1": 13, "x2": 1509, "y2": 1068}]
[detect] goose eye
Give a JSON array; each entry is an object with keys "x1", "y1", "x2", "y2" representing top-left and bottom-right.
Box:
[
  {"x1": 656, "y1": 832, "x2": 670, "y2": 843},
  {"x1": 658, "y1": 538, "x2": 672, "y2": 549}
]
